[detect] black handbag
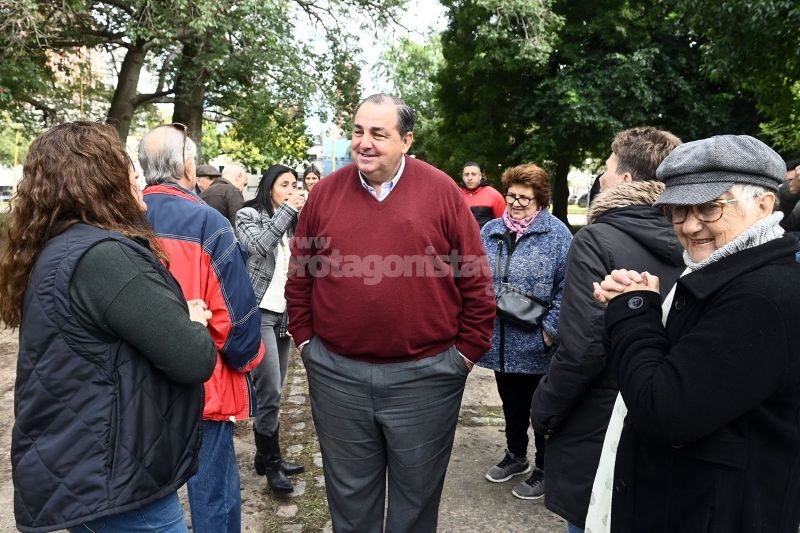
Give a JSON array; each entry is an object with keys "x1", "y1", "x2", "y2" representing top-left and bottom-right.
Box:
[{"x1": 494, "y1": 240, "x2": 550, "y2": 332}]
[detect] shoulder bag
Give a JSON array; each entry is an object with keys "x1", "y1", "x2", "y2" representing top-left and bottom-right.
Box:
[{"x1": 494, "y1": 240, "x2": 550, "y2": 332}]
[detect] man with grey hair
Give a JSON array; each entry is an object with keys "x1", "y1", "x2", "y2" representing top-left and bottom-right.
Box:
[
  {"x1": 196, "y1": 163, "x2": 222, "y2": 192},
  {"x1": 139, "y1": 124, "x2": 265, "y2": 533},
  {"x1": 201, "y1": 163, "x2": 248, "y2": 225},
  {"x1": 286, "y1": 94, "x2": 495, "y2": 532}
]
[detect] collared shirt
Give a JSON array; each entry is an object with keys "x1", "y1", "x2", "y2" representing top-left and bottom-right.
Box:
[{"x1": 358, "y1": 156, "x2": 406, "y2": 201}]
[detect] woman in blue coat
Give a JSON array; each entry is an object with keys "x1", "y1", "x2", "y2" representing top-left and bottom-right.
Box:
[{"x1": 478, "y1": 163, "x2": 572, "y2": 500}]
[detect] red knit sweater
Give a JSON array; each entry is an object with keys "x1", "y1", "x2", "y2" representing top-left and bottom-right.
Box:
[{"x1": 286, "y1": 156, "x2": 495, "y2": 363}]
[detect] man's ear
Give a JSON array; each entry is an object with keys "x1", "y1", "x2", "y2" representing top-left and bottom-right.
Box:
[
  {"x1": 181, "y1": 159, "x2": 197, "y2": 190},
  {"x1": 401, "y1": 131, "x2": 414, "y2": 154}
]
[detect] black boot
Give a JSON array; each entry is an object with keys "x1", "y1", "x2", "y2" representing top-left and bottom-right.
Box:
[
  {"x1": 253, "y1": 428, "x2": 293, "y2": 494},
  {"x1": 281, "y1": 458, "x2": 305, "y2": 476},
  {"x1": 276, "y1": 423, "x2": 305, "y2": 476}
]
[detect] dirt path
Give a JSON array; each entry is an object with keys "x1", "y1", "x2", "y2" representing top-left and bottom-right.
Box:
[{"x1": 0, "y1": 329, "x2": 565, "y2": 532}]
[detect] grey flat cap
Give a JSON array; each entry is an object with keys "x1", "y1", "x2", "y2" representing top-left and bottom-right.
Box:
[
  {"x1": 654, "y1": 135, "x2": 785, "y2": 206},
  {"x1": 196, "y1": 164, "x2": 222, "y2": 178}
]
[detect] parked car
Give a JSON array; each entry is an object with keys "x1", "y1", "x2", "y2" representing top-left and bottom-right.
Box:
[
  {"x1": 577, "y1": 193, "x2": 589, "y2": 208},
  {"x1": 568, "y1": 193, "x2": 578, "y2": 205}
]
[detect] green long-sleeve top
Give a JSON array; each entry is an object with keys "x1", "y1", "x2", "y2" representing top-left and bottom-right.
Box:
[{"x1": 69, "y1": 240, "x2": 216, "y2": 384}]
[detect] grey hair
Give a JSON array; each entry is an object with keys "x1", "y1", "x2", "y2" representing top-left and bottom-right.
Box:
[
  {"x1": 138, "y1": 125, "x2": 198, "y2": 185},
  {"x1": 729, "y1": 184, "x2": 771, "y2": 211},
  {"x1": 357, "y1": 93, "x2": 415, "y2": 136}
]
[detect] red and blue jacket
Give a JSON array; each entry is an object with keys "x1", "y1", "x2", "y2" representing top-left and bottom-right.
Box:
[{"x1": 144, "y1": 183, "x2": 265, "y2": 421}]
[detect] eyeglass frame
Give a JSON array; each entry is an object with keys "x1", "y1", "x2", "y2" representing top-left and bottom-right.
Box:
[
  {"x1": 169, "y1": 122, "x2": 190, "y2": 164},
  {"x1": 661, "y1": 198, "x2": 739, "y2": 224},
  {"x1": 504, "y1": 193, "x2": 535, "y2": 207}
]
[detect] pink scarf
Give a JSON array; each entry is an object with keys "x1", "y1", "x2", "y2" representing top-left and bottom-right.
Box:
[{"x1": 503, "y1": 208, "x2": 541, "y2": 240}]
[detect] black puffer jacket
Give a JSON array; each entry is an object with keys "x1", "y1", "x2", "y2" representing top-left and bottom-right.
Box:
[
  {"x1": 531, "y1": 181, "x2": 684, "y2": 527},
  {"x1": 13, "y1": 224, "x2": 204, "y2": 532}
]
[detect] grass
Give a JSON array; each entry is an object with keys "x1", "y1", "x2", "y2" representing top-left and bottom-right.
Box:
[{"x1": 567, "y1": 204, "x2": 588, "y2": 215}]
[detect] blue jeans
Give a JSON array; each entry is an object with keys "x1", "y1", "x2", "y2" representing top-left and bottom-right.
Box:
[
  {"x1": 567, "y1": 523, "x2": 585, "y2": 533},
  {"x1": 186, "y1": 420, "x2": 241, "y2": 533},
  {"x1": 68, "y1": 492, "x2": 187, "y2": 532}
]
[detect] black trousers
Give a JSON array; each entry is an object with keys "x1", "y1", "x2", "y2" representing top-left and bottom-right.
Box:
[{"x1": 494, "y1": 371, "x2": 546, "y2": 470}]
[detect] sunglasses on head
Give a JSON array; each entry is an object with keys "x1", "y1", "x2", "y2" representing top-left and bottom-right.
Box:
[{"x1": 169, "y1": 122, "x2": 189, "y2": 163}]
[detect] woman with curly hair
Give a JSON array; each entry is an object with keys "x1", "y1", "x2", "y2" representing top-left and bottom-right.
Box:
[{"x1": 0, "y1": 121, "x2": 216, "y2": 533}]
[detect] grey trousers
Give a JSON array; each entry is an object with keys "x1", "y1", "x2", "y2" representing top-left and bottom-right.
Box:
[
  {"x1": 303, "y1": 336, "x2": 469, "y2": 533},
  {"x1": 251, "y1": 309, "x2": 291, "y2": 435}
]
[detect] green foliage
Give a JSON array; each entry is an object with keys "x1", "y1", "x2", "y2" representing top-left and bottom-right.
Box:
[
  {"x1": 203, "y1": 113, "x2": 311, "y2": 170},
  {"x1": 1, "y1": 0, "x2": 404, "y2": 165},
  {"x1": 428, "y1": 0, "x2": 767, "y2": 217},
  {"x1": 328, "y1": 45, "x2": 362, "y2": 135},
  {"x1": 671, "y1": 0, "x2": 800, "y2": 151},
  {"x1": 373, "y1": 37, "x2": 444, "y2": 164},
  {"x1": 673, "y1": 1, "x2": 800, "y2": 110},
  {"x1": 760, "y1": 83, "x2": 800, "y2": 153},
  {"x1": 0, "y1": 116, "x2": 32, "y2": 166}
]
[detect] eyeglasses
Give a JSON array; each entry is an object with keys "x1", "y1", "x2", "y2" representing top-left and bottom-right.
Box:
[
  {"x1": 169, "y1": 122, "x2": 189, "y2": 163},
  {"x1": 662, "y1": 198, "x2": 738, "y2": 224},
  {"x1": 504, "y1": 194, "x2": 535, "y2": 207}
]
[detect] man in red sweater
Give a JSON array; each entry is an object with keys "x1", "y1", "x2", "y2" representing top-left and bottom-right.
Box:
[
  {"x1": 286, "y1": 94, "x2": 495, "y2": 532},
  {"x1": 460, "y1": 161, "x2": 506, "y2": 227}
]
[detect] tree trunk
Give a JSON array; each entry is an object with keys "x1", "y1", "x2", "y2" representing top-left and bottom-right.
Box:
[
  {"x1": 551, "y1": 156, "x2": 571, "y2": 228},
  {"x1": 105, "y1": 42, "x2": 147, "y2": 142},
  {"x1": 172, "y1": 37, "x2": 209, "y2": 163}
]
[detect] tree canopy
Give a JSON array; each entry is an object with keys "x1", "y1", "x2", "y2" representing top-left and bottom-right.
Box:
[
  {"x1": 378, "y1": 0, "x2": 789, "y2": 225},
  {"x1": 0, "y1": 0, "x2": 402, "y2": 167}
]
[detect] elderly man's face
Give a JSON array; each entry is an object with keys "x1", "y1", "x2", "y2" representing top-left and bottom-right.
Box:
[
  {"x1": 674, "y1": 191, "x2": 773, "y2": 262},
  {"x1": 351, "y1": 101, "x2": 413, "y2": 185},
  {"x1": 196, "y1": 176, "x2": 214, "y2": 191}
]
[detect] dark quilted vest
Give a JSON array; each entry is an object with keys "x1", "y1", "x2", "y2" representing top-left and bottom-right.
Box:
[{"x1": 13, "y1": 224, "x2": 204, "y2": 532}]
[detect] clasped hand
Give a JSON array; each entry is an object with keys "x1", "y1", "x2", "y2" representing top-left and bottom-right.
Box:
[
  {"x1": 592, "y1": 269, "x2": 660, "y2": 306},
  {"x1": 187, "y1": 299, "x2": 213, "y2": 326}
]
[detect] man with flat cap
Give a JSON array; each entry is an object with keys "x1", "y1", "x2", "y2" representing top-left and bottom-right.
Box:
[
  {"x1": 587, "y1": 134, "x2": 800, "y2": 533},
  {"x1": 196, "y1": 164, "x2": 222, "y2": 193}
]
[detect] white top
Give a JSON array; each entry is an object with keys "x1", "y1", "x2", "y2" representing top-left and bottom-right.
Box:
[{"x1": 260, "y1": 233, "x2": 290, "y2": 313}]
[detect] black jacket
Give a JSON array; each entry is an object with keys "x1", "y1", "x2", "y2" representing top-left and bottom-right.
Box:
[
  {"x1": 13, "y1": 224, "x2": 205, "y2": 532},
  {"x1": 531, "y1": 181, "x2": 684, "y2": 527},
  {"x1": 606, "y1": 236, "x2": 800, "y2": 533}
]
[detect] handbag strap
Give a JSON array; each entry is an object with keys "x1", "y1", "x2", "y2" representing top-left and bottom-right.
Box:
[
  {"x1": 495, "y1": 239, "x2": 513, "y2": 283},
  {"x1": 495, "y1": 236, "x2": 552, "y2": 307}
]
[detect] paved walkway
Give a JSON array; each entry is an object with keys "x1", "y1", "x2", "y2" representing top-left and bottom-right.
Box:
[
  {"x1": 233, "y1": 351, "x2": 567, "y2": 532},
  {"x1": 0, "y1": 327, "x2": 566, "y2": 532}
]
